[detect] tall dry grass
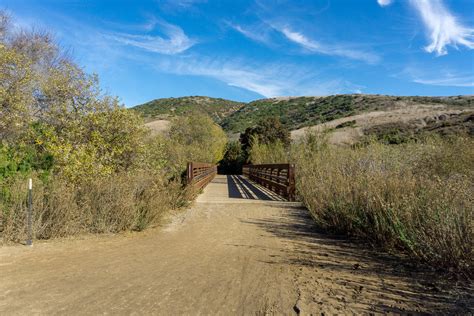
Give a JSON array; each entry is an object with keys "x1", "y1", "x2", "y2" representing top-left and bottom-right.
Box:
[
  {"x1": 250, "y1": 134, "x2": 473, "y2": 275},
  {"x1": 0, "y1": 172, "x2": 189, "y2": 244},
  {"x1": 248, "y1": 138, "x2": 288, "y2": 164},
  {"x1": 293, "y1": 135, "x2": 473, "y2": 275}
]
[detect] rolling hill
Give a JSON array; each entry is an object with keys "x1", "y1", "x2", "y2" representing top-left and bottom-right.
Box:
[
  {"x1": 131, "y1": 96, "x2": 245, "y2": 123},
  {"x1": 132, "y1": 94, "x2": 474, "y2": 143},
  {"x1": 220, "y1": 95, "x2": 473, "y2": 133}
]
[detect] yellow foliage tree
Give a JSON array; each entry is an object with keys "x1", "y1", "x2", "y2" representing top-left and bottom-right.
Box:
[
  {"x1": 0, "y1": 11, "x2": 148, "y2": 182},
  {"x1": 160, "y1": 114, "x2": 228, "y2": 177}
]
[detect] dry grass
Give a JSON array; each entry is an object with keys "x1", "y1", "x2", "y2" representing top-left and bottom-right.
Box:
[
  {"x1": 292, "y1": 135, "x2": 473, "y2": 275},
  {"x1": 0, "y1": 172, "x2": 189, "y2": 244},
  {"x1": 250, "y1": 134, "x2": 473, "y2": 275}
]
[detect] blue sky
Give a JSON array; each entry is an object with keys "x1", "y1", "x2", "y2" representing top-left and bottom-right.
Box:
[{"x1": 1, "y1": 0, "x2": 473, "y2": 106}]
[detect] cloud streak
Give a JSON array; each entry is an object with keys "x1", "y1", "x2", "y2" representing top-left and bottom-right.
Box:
[
  {"x1": 154, "y1": 56, "x2": 361, "y2": 97},
  {"x1": 277, "y1": 26, "x2": 381, "y2": 64},
  {"x1": 227, "y1": 22, "x2": 271, "y2": 45},
  {"x1": 409, "y1": 0, "x2": 474, "y2": 56},
  {"x1": 107, "y1": 19, "x2": 195, "y2": 55},
  {"x1": 402, "y1": 66, "x2": 474, "y2": 87},
  {"x1": 377, "y1": 0, "x2": 393, "y2": 7},
  {"x1": 413, "y1": 76, "x2": 474, "y2": 87}
]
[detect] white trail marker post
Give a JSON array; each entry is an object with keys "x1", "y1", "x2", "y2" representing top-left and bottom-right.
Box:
[{"x1": 26, "y1": 178, "x2": 33, "y2": 246}]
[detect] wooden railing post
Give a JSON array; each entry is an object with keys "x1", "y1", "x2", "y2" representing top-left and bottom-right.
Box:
[
  {"x1": 187, "y1": 162, "x2": 194, "y2": 184},
  {"x1": 288, "y1": 164, "x2": 295, "y2": 201}
]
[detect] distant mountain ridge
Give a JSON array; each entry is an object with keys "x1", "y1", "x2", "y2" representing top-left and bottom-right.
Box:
[{"x1": 132, "y1": 95, "x2": 474, "y2": 137}]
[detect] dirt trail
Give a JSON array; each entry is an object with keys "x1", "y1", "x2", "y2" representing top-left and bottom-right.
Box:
[{"x1": 0, "y1": 175, "x2": 472, "y2": 315}]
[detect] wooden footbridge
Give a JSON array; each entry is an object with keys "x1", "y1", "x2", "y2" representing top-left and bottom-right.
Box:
[{"x1": 186, "y1": 162, "x2": 296, "y2": 202}]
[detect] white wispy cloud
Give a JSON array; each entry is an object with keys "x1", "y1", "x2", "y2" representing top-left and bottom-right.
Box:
[
  {"x1": 277, "y1": 26, "x2": 381, "y2": 64},
  {"x1": 170, "y1": 0, "x2": 207, "y2": 9},
  {"x1": 227, "y1": 22, "x2": 271, "y2": 45},
  {"x1": 154, "y1": 55, "x2": 360, "y2": 97},
  {"x1": 377, "y1": 0, "x2": 393, "y2": 7},
  {"x1": 409, "y1": 0, "x2": 474, "y2": 56},
  {"x1": 413, "y1": 76, "x2": 474, "y2": 87},
  {"x1": 157, "y1": 0, "x2": 207, "y2": 13},
  {"x1": 107, "y1": 20, "x2": 195, "y2": 55},
  {"x1": 402, "y1": 67, "x2": 474, "y2": 87},
  {"x1": 157, "y1": 57, "x2": 295, "y2": 96}
]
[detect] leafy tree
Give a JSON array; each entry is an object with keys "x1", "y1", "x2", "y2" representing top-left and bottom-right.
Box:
[
  {"x1": 0, "y1": 11, "x2": 148, "y2": 182},
  {"x1": 161, "y1": 114, "x2": 228, "y2": 177},
  {"x1": 218, "y1": 141, "x2": 244, "y2": 174},
  {"x1": 239, "y1": 117, "x2": 290, "y2": 161},
  {"x1": 34, "y1": 108, "x2": 147, "y2": 182},
  {"x1": 0, "y1": 34, "x2": 34, "y2": 142}
]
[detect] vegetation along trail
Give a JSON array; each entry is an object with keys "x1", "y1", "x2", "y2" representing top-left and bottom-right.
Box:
[{"x1": 1, "y1": 175, "x2": 471, "y2": 315}]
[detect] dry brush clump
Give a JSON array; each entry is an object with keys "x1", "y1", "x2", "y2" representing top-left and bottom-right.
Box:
[
  {"x1": 0, "y1": 172, "x2": 187, "y2": 244},
  {"x1": 292, "y1": 135, "x2": 473, "y2": 275},
  {"x1": 247, "y1": 133, "x2": 473, "y2": 274}
]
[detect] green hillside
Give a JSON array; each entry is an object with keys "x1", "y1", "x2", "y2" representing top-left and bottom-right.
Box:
[
  {"x1": 133, "y1": 94, "x2": 474, "y2": 134},
  {"x1": 132, "y1": 96, "x2": 245, "y2": 123},
  {"x1": 221, "y1": 95, "x2": 474, "y2": 133}
]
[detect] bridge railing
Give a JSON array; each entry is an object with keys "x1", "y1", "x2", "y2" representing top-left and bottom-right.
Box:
[
  {"x1": 242, "y1": 164, "x2": 296, "y2": 201},
  {"x1": 186, "y1": 162, "x2": 217, "y2": 191}
]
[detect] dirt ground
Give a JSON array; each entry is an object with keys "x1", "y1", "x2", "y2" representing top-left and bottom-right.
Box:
[{"x1": 1, "y1": 175, "x2": 472, "y2": 315}]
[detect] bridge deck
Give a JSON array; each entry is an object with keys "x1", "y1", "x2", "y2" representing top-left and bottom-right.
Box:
[{"x1": 196, "y1": 175, "x2": 293, "y2": 204}]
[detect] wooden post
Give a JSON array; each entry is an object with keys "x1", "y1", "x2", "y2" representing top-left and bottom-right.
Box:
[
  {"x1": 288, "y1": 164, "x2": 295, "y2": 201},
  {"x1": 277, "y1": 168, "x2": 281, "y2": 196},
  {"x1": 187, "y1": 162, "x2": 193, "y2": 184}
]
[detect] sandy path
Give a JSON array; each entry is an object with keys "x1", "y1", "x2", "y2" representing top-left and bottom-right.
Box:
[{"x1": 0, "y1": 176, "x2": 472, "y2": 315}]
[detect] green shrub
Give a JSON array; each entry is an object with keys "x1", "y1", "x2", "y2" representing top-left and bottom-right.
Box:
[{"x1": 0, "y1": 143, "x2": 53, "y2": 181}]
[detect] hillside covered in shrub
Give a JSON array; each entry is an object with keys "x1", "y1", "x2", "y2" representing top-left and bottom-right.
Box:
[
  {"x1": 133, "y1": 95, "x2": 474, "y2": 136},
  {"x1": 132, "y1": 96, "x2": 245, "y2": 123}
]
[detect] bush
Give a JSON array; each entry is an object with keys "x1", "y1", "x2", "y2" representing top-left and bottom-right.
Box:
[
  {"x1": 35, "y1": 108, "x2": 148, "y2": 182},
  {"x1": 293, "y1": 135, "x2": 473, "y2": 275},
  {"x1": 248, "y1": 133, "x2": 473, "y2": 274},
  {"x1": 248, "y1": 138, "x2": 288, "y2": 165},
  {"x1": 0, "y1": 172, "x2": 187, "y2": 243}
]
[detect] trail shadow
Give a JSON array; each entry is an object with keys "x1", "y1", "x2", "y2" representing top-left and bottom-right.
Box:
[
  {"x1": 238, "y1": 208, "x2": 473, "y2": 314},
  {"x1": 227, "y1": 175, "x2": 284, "y2": 201}
]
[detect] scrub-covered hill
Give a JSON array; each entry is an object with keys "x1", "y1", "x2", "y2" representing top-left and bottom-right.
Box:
[
  {"x1": 132, "y1": 96, "x2": 245, "y2": 123},
  {"x1": 133, "y1": 94, "x2": 474, "y2": 142},
  {"x1": 220, "y1": 94, "x2": 473, "y2": 133}
]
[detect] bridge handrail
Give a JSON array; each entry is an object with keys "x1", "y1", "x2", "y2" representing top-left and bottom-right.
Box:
[
  {"x1": 242, "y1": 163, "x2": 296, "y2": 201},
  {"x1": 187, "y1": 162, "x2": 217, "y2": 190}
]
